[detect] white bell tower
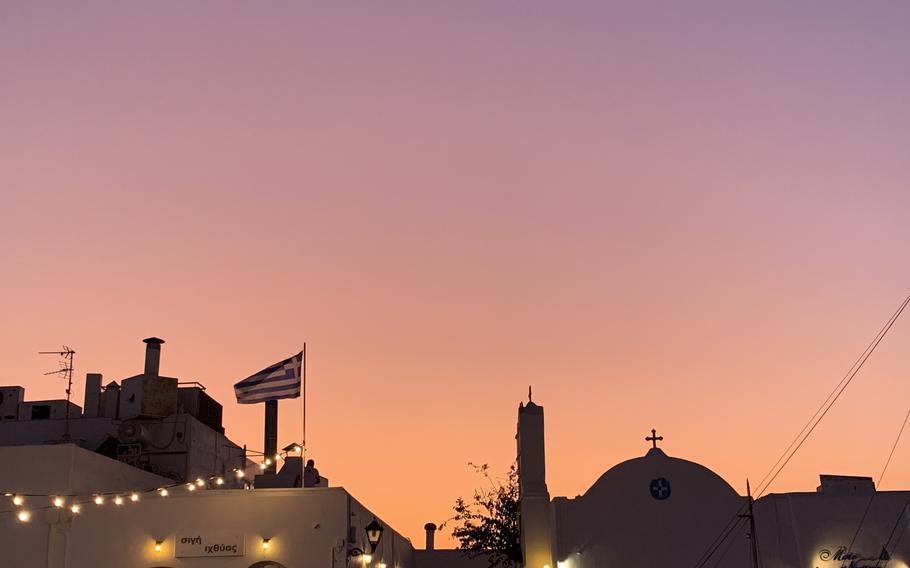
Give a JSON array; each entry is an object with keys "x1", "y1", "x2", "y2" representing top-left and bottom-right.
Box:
[{"x1": 517, "y1": 390, "x2": 554, "y2": 568}]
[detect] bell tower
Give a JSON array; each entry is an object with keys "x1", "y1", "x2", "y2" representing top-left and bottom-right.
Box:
[{"x1": 517, "y1": 389, "x2": 554, "y2": 568}]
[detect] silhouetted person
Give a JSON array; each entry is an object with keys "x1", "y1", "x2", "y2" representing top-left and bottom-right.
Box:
[{"x1": 303, "y1": 458, "x2": 321, "y2": 487}]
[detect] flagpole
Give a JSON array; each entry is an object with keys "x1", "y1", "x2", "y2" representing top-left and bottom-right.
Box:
[{"x1": 302, "y1": 342, "x2": 307, "y2": 464}]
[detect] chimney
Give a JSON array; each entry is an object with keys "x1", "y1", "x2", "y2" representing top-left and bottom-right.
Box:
[
  {"x1": 424, "y1": 523, "x2": 437, "y2": 550},
  {"x1": 83, "y1": 373, "x2": 102, "y2": 418},
  {"x1": 143, "y1": 337, "x2": 165, "y2": 377}
]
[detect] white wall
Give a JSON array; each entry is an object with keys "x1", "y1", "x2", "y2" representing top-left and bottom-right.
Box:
[{"x1": 0, "y1": 446, "x2": 416, "y2": 568}]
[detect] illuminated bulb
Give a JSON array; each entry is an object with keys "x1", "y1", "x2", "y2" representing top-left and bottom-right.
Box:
[
  {"x1": 70, "y1": 504, "x2": 81, "y2": 514},
  {"x1": 235, "y1": 469, "x2": 245, "y2": 479},
  {"x1": 12, "y1": 495, "x2": 24, "y2": 506},
  {"x1": 17, "y1": 510, "x2": 31, "y2": 522},
  {"x1": 362, "y1": 553, "x2": 373, "y2": 564},
  {"x1": 195, "y1": 478, "x2": 205, "y2": 487},
  {"x1": 259, "y1": 463, "x2": 267, "y2": 470},
  {"x1": 114, "y1": 496, "x2": 124, "y2": 506},
  {"x1": 53, "y1": 497, "x2": 65, "y2": 508},
  {"x1": 261, "y1": 538, "x2": 271, "y2": 551},
  {"x1": 130, "y1": 493, "x2": 140, "y2": 502},
  {"x1": 293, "y1": 445, "x2": 302, "y2": 453},
  {"x1": 274, "y1": 454, "x2": 280, "y2": 461},
  {"x1": 159, "y1": 488, "x2": 168, "y2": 497},
  {"x1": 557, "y1": 562, "x2": 568, "y2": 568},
  {"x1": 379, "y1": 563, "x2": 387, "y2": 568},
  {"x1": 187, "y1": 483, "x2": 196, "y2": 491},
  {"x1": 264, "y1": 458, "x2": 272, "y2": 466},
  {"x1": 94, "y1": 495, "x2": 104, "y2": 505},
  {"x1": 154, "y1": 540, "x2": 163, "y2": 553},
  {"x1": 215, "y1": 477, "x2": 225, "y2": 486},
  {"x1": 3, "y1": 493, "x2": 11, "y2": 497}
]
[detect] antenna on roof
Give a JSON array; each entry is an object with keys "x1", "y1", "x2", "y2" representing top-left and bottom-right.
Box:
[{"x1": 39, "y1": 345, "x2": 75, "y2": 440}]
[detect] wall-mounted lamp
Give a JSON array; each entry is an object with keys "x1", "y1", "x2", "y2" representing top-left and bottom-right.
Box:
[
  {"x1": 262, "y1": 538, "x2": 271, "y2": 551},
  {"x1": 154, "y1": 540, "x2": 163, "y2": 553}
]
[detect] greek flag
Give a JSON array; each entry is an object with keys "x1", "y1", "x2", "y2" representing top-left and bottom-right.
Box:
[{"x1": 234, "y1": 352, "x2": 303, "y2": 404}]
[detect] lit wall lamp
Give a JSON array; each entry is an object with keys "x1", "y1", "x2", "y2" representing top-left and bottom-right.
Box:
[
  {"x1": 261, "y1": 538, "x2": 271, "y2": 551},
  {"x1": 365, "y1": 518, "x2": 384, "y2": 553},
  {"x1": 154, "y1": 540, "x2": 164, "y2": 553}
]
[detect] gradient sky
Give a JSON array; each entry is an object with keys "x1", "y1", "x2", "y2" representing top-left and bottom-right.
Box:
[{"x1": 2, "y1": 1, "x2": 910, "y2": 546}]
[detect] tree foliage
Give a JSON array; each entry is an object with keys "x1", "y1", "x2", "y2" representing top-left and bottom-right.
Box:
[{"x1": 449, "y1": 463, "x2": 522, "y2": 568}]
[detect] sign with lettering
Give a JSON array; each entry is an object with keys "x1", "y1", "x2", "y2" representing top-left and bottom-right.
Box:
[
  {"x1": 176, "y1": 533, "x2": 244, "y2": 557},
  {"x1": 817, "y1": 545, "x2": 890, "y2": 568}
]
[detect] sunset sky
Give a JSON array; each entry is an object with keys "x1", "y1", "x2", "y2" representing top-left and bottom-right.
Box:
[{"x1": 2, "y1": 2, "x2": 909, "y2": 546}]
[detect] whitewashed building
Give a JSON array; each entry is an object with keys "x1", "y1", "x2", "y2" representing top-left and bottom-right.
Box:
[{"x1": 518, "y1": 398, "x2": 910, "y2": 568}]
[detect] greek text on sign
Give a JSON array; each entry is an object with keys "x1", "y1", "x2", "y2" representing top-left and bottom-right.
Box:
[{"x1": 176, "y1": 533, "x2": 245, "y2": 557}]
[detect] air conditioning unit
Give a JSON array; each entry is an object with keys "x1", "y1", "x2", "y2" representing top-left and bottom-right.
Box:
[{"x1": 0, "y1": 387, "x2": 24, "y2": 421}]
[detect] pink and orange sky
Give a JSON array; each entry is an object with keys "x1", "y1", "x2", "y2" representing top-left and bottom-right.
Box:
[{"x1": 2, "y1": 1, "x2": 909, "y2": 545}]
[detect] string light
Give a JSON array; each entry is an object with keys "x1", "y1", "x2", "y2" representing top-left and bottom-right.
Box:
[
  {"x1": 259, "y1": 463, "x2": 267, "y2": 470},
  {"x1": 53, "y1": 497, "x2": 65, "y2": 508},
  {"x1": 195, "y1": 478, "x2": 205, "y2": 487},
  {"x1": 17, "y1": 510, "x2": 30, "y2": 523},
  {"x1": 94, "y1": 495, "x2": 104, "y2": 505},
  {"x1": 12, "y1": 495, "x2": 24, "y2": 506},
  {"x1": 158, "y1": 488, "x2": 168, "y2": 497},
  {"x1": 114, "y1": 496, "x2": 124, "y2": 506},
  {"x1": 274, "y1": 454, "x2": 280, "y2": 461},
  {"x1": 362, "y1": 553, "x2": 373, "y2": 564},
  {"x1": 264, "y1": 458, "x2": 272, "y2": 466},
  {"x1": 187, "y1": 483, "x2": 196, "y2": 492},
  {"x1": 235, "y1": 469, "x2": 245, "y2": 479},
  {"x1": 70, "y1": 504, "x2": 81, "y2": 514},
  {"x1": 215, "y1": 477, "x2": 225, "y2": 486}
]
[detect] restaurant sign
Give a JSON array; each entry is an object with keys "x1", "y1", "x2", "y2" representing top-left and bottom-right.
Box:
[
  {"x1": 176, "y1": 533, "x2": 245, "y2": 557},
  {"x1": 817, "y1": 545, "x2": 890, "y2": 568}
]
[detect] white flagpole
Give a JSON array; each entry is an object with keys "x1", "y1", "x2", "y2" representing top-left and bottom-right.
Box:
[{"x1": 302, "y1": 342, "x2": 307, "y2": 464}]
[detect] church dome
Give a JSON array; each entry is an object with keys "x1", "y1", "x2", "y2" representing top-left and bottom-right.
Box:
[
  {"x1": 582, "y1": 447, "x2": 740, "y2": 504},
  {"x1": 551, "y1": 447, "x2": 746, "y2": 566}
]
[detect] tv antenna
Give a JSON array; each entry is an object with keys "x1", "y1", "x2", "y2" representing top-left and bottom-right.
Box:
[{"x1": 39, "y1": 345, "x2": 75, "y2": 440}]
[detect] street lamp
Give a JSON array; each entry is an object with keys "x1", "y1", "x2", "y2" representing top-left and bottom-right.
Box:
[
  {"x1": 348, "y1": 518, "x2": 385, "y2": 559},
  {"x1": 365, "y1": 518, "x2": 384, "y2": 553}
]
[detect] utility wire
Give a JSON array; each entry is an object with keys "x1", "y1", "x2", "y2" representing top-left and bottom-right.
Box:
[
  {"x1": 691, "y1": 294, "x2": 910, "y2": 568},
  {"x1": 844, "y1": 404, "x2": 910, "y2": 556}
]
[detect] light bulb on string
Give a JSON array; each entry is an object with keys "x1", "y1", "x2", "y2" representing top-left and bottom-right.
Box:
[
  {"x1": 130, "y1": 493, "x2": 140, "y2": 502},
  {"x1": 195, "y1": 478, "x2": 205, "y2": 487},
  {"x1": 94, "y1": 495, "x2": 104, "y2": 505},
  {"x1": 70, "y1": 503, "x2": 81, "y2": 514},
  {"x1": 53, "y1": 497, "x2": 65, "y2": 508},
  {"x1": 17, "y1": 510, "x2": 31, "y2": 523},
  {"x1": 12, "y1": 495, "x2": 24, "y2": 506},
  {"x1": 114, "y1": 496, "x2": 124, "y2": 506},
  {"x1": 187, "y1": 483, "x2": 196, "y2": 492},
  {"x1": 235, "y1": 469, "x2": 245, "y2": 479},
  {"x1": 215, "y1": 477, "x2": 224, "y2": 486},
  {"x1": 159, "y1": 488, "x2": 169, "y2": 497}
]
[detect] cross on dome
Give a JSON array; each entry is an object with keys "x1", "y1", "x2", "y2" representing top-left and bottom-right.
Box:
[{"x1": 646, "y1": 428, "x2": 663, "y2": 449}]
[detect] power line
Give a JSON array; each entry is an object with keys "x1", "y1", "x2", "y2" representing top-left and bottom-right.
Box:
[{"x1": 691, "y1": 294, "x2": 910, "y2": 568}]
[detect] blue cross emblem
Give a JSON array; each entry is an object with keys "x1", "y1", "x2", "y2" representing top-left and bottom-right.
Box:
[{"x1": 650, "y1": 478, "x2": 671, "y2": 500}]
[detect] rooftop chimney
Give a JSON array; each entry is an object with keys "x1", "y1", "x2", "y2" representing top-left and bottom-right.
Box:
[
  {"x1": 424, "y1": 523, "x2": 437, "y2": 550},
  {"x1": 83, "y1": 373, "x2": 102, "y2": 418},
  {"x1": 143, "y1": 337, "x2": 165, "y2": 377}
]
